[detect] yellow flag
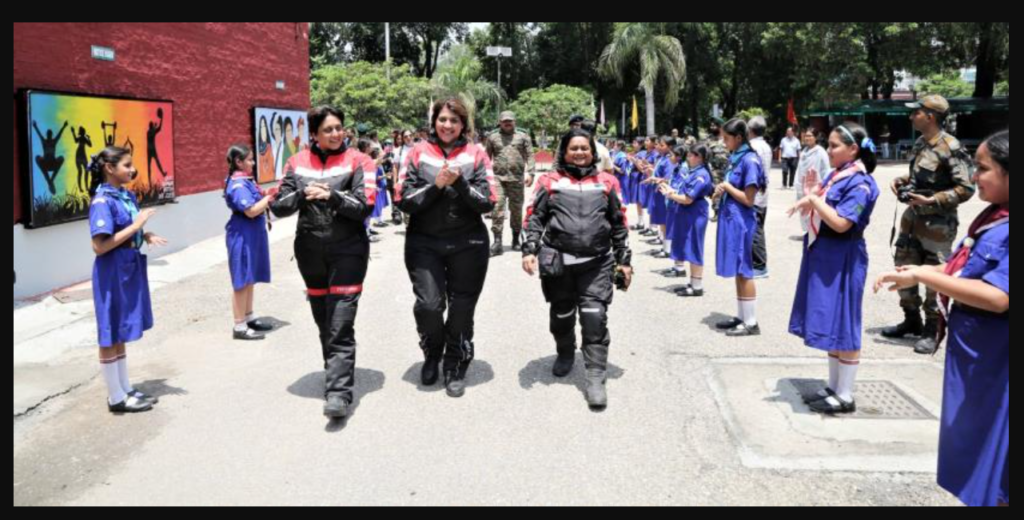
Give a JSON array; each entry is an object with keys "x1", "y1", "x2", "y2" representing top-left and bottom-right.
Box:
[{"x1": 631, "y1": 97, "x2": 639, "y2": 131}]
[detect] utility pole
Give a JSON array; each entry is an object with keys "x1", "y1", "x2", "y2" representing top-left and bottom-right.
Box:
[
  {"x1": 486, "y1": 46, "x2": 513, "y2": 92},
  {"x1": 385, "y1": 23, "x2": 391, "y2": 81}
]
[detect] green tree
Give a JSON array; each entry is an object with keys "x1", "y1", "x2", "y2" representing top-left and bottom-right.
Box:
[
  {"x1": 916, "y1": 71, "x2": 975, "y2": 99},
  {"x1": 431, "y1": 45, "x2": 505, "y2": 133},
  {"x1": 311, "y1": 62, "x2": 432, "y2": 133},
  {"x1": 933, "y1": 22, "x2": 1010, "y2": 98},
  {"x1": 309, "y1": 23, "x2": 469, "y2": 78},
  {"x1": 508, "y1": 85, "x2": 594, "y2": 150},
  {"x1": 996, "y1": 79, "x2": 1009, "y2": 96},
  {"x1": 600, "y1": 23, "x2": 687, "y2": 136},
  {"x1": 468, "y1": 23, "x2": 540, "y2": 100}
]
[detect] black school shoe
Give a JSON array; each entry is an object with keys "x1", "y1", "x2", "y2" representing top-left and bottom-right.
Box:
[
  {"x1": 802, "y1": 387, "x2": 837, "y2": 405},
  {"x1": 109, "y1": 396, "x2": 153, "y2": 414},
  {"x1": 248, "y1": 319, "x2": 275, "y2": 332},
  {"x1": 129, "y1": 390, "x2": 159, "y2": 405},
  {"x1": 725, "y1": 323, "x2": 761, "y2": 337},
  {"x1": 675, "y1": 285, "x2": 704, "y2": 297},
  {"x1": 809, "y1": 396, "x2": 857, "y2": 415},
  {"x1": 234, "y1": 328, "x2": 266, "y2": 341},
  {"x1": 716, "y1": 317, "x2": 743, "y2": 330}
]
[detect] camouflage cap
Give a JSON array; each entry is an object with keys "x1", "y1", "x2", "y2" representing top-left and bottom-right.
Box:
[
  {"x1": 907, "y1": 94, "x2": 950, "y2": 115},
  {"x1": 499, "y1": 111, "x2": 516, "y2": 122}
]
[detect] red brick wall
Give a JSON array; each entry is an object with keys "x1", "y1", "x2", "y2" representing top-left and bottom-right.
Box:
[{"x1": 12, "y1": 22, "x2": 310, "y2": 225}]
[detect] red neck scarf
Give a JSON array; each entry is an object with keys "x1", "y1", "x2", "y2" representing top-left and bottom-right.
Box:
[{"x1": 937, "y1": 204, "x2": 1009, "y2": 345}]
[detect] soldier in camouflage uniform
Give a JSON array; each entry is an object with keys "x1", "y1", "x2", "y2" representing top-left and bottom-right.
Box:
[
  {"x1": 705, "y1": 117, "x2": 731, "y2": 222},
  {"x1": 486, "y1": 111, "x2": 535, "y2": 257},
  {"x1": 883, "y1": 95, "x2": 976, "y2": 354}
]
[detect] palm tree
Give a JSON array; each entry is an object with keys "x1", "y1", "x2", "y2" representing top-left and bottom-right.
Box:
[
  {"x1": 431, "y1": 44, "x2": 505, "y2": 130},
  {"x1": 599, "y1": 23, "x2": 687, "y2": 136}
]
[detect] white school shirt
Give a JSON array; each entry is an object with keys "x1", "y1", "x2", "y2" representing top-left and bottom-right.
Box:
[
  {"x1": 750, "y1": 137, "x2": 772, "y2": 209},
  {"x1": 780, "y1": 136, "x2": 801, "y2": 159}
]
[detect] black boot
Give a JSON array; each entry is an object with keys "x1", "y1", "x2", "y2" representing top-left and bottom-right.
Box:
[
  {"x1": 915, "y1": 321, "x2": 940, "y2": 355},
  {"x1": 421, "y1": 356, "x2": 442, "y2": 386},
  {"x1": 552, "y1": 353, "x2": 576, "y2": 378},
  {"x1": 881, "y1": 309, "x2": 924, "y2": 339},
  {"x1": 511, "y1": 234, "x2": 522, "y2": 252},
  {"x1": 585, "y1": 369, "x2": 608, "y2": 410},
  {"x1": 552, "y1": 331, "x2": 577, "y2": 378},
  {"x1": 490, "y1": 240, "x2": 504, "y2": 257},
  {"x1": 445, "y1": 371, "x2": 466, "y2": 398},
  {"x1": 323, "y1": 395, "x2": 349, "y2": 419}
]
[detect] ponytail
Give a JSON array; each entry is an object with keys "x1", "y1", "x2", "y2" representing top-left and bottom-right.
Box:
[
  {"x1": 834, "y1": 123, "x2": 877, "y2": 174},
  {"x1": 87, "y1": 146, "x2": 131, "y2": 197},
  {"x1": 225, "y1": 144, "x2": 252, "y2": 192}
]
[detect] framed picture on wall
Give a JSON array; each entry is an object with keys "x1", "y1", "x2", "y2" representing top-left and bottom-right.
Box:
[
  {"x1": 253, "y1": 107, "x2": 309, "y2": 184},
  {"x1": 23, "y1": 90, "x2": 176, "y2": 229}
]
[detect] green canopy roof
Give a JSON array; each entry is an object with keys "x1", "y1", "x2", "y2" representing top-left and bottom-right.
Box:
[{"x1": 808, "y1": 97, "x2": 1009, "y2": 117}]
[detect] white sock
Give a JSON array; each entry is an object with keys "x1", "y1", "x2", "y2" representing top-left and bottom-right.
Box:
[
  {"x1": 102, "y1": 360, "x2": 128, "y2": 406},
  {"x1": 234, "y1": 322, "x2": 249, "y2": 333},
  {"x1": 244, "y1": 312, "x2": 255, "y2": 323},
  {"x1": 836, "y1": 359, "x2": 860, "y2": 402},
  {"x1": 740, "y1": 299, "x2": 757, "y2": 327},
  {"x1": 664, "y1": 239, "x2": 672, "y2": 252},
  {"x1": 691, "y1": 276, "x2": 703, "y2": 291},
  {"x1": 737, "y1": 300, "x2": 746, "y2": 322},
  {"x1": 828, "y1": 356, "x2": 840, "y2": 392},
  {"x1": 117, "y1": 356, "x2": 134, "y2": 395}
]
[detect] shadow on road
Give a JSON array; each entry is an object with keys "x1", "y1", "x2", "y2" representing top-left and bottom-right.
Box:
[{"x1": 287, "y1": 368, "x2": 387, "y2": 432}]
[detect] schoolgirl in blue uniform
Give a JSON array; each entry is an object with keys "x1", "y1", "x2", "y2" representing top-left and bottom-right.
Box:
[
  {"x1": 787, "y1": 123, "x2": 879, "y2": 415},
  {"x1": 662, "y1": 146, "x2": 687, "y2": 267},
  {"x1": 631, "y1": 137, "x2": 656, "y2": 233},
  {"x1": 369, "y1": 148, "x2": 390, "y2": 227},
  {"x1": 647, "y1": 136, "x2": 676, "y2": 254},
  {"x1": 876, "y1": 130, "x2": 1009, "y2": 507},
  {"x1": 88, "y1": 147, "x2": 168, "y2": 414},
  {"x1": 626, "y1": 138, "x2": 644, "y2": 213},
  {"x1": 612, "y1": 141, "x2": 631, "y2": 206},
  {"x1": 640, "y1": 141, "x2": 665, "y2": 239},
  {"x1": 713, "y1": 119, "x2": 767, "y2": 337},
  {"x1": 662, "y1": 144, "x2": 714, "y2": 296},
  {"x1": 224, "y1": 144, "x2": 276, "y2": 341}
]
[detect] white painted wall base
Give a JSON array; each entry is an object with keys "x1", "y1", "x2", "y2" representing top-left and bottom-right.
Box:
[{"x1": 14, "y1": 190, "x2": 236, "y2": 301}]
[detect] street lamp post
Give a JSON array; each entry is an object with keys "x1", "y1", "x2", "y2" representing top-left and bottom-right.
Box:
[
  {"x1": 385, "y1": 23, "x2": 391, "y2": 81},
  {"x1": 486, "y1": 46, "x2": 513, "y2": 91}
]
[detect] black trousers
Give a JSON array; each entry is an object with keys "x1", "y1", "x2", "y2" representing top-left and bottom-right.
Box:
[
  {"x1": 781, "y1": 158, "x2": 799, "y2": 188},
  {"x1": 541, "y1": 254, "x2": 615, "y2": 373},
  {"x1": 753, "y1": 206, "x2": 768, "y2": 273},
  {"x1": 386, "y1": 177, "x2": 402, "y2": 220},
  {"x1": 295, "y1": 235, "x2": 369, "y2": 403},
  {"x1": 405, "y1": 232, "x2": 490, "y2": 378}
]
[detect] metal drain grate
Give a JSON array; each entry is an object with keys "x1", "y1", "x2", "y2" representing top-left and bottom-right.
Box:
[{"x1": 789, "y1": 379, "x2": 937, "y2": 420}]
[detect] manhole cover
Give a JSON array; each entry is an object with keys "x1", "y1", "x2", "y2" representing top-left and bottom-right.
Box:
[{"x1": 789, "y1": 379, "x2": 937, "y2": 420}]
